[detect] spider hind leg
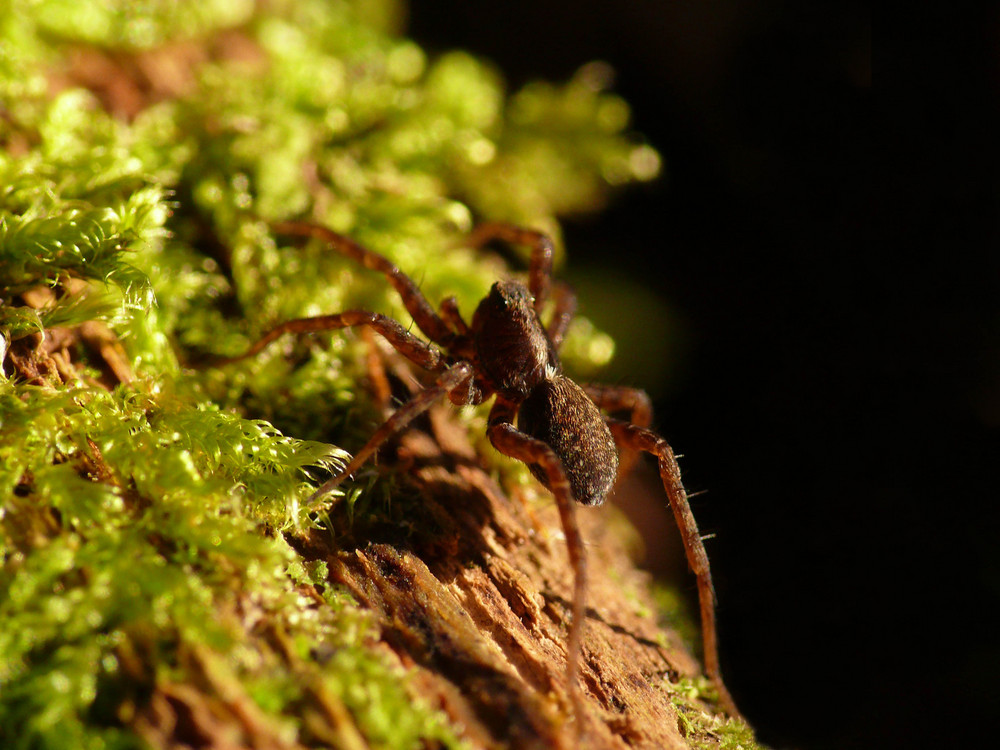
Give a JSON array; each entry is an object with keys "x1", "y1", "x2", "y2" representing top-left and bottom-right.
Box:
[{"x1": 605, "y1": 418, "x2": 742, "y2": 718}]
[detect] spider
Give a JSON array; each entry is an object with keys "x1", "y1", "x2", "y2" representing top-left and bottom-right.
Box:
[{"x1": 222, "y1": 220, "x2": 739, "y2": 718}]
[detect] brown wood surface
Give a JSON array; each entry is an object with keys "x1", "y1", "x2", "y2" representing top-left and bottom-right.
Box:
[{"x1": 294, "y1": 406, "x2": 719, "y2": 749}]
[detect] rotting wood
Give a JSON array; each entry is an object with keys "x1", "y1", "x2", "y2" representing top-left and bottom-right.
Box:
[{"x1": 294, "y1": 404, "x2": 717, "y2": 750}]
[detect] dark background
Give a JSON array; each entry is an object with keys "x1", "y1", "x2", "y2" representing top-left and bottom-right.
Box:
[{"x1": 410, "y1": 3, "x2": 998, "y2": 749}]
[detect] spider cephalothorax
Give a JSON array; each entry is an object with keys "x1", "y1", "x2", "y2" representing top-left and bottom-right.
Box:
[
  {"x1": 471, "y1": 279, "x2": 557, "y2": 398},
  {"x1": 221, "y1": 220, "x2": 740, "y2": 719}
]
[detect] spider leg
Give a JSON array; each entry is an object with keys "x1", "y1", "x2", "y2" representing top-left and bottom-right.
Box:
[
  {"x1": 582, "y1": 384, "x2": 653, "y2": 429},
  {"x1": 486, "y1": 396, "x2": 587, "y2": 721},
  {"x1": 466, "y1": 222, "x2": 555, "y2": 315},
  {"x1": 360, "y1": 327, "x2": 394, "y2": 417},
  {"x1": 582, "y1": 383, "x2": 653, "y2": 477},
  {"x1": 438, "y1": 295, "x2": 471, "y2": 336},
  {"x1": 309, "y1": 361, "x2": 475, "y2": 503},
  {"x1": 546, "y1": 282, "x2": 578, "y2": 351},
  {"x1": 605, "y1": 419, "x2": 742, "y2": 718},
  {"x1": 274, "y1": 221, "x2": 454, "y2": 346},
  {"x1": 217, "y1": 311, "x2": 448, "y2": 373}
]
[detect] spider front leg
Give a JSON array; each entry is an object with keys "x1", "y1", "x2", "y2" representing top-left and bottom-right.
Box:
[
  {"x1": 606, "y1": 419, "x2": 742, "y2": 718},
  {"x1": 274, "y1": 221, "x2": 454, "y2": 346},
  {"x1": 217, "y1": 309, "x2": 471, "y2": 503},
  {"x1": 486, "y1": 396, "x2": 588, "y2": 720},
  {"x1": 466, "y1": 223, "x2": 555, "y2": 315},
  {"x1": 309, "y1": 360, "x2": 475, "y2": 503},
  {"x1": 546, "y1": 282, "x2": 578, "y2": 351},
  {"x1": 217, "y1": 311, "x2": 447, "y2": 372},
  {"x1": 438, "y1": 295, "x2": 471, "y2": 337}
]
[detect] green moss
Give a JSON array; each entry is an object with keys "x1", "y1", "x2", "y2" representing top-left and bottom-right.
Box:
[
  {"x1": 649, "y1": 586, "x2": 763, "y2": 748},
  {"x1": 1, "y1": 0, "x2": 660, "y2": 747},
  {"x1": 30, "y1": 0, "x2": 255, "y2": 50},
  {"x1": 670, "y1": 677, "x2": 764, "y2": 750},
  {"x1": 651, "y1": 579, "x2": 700, "y2": 654}
]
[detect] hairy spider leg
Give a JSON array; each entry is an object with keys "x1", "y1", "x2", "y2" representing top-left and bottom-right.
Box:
[
  {"x1": 466, "y1": 222, "x2": 556, "y2": 315},
  {"x1": 273, "y1": 222, "x2": 455, "y2": 346},
  {"x1": 309, "y1": 361, "x2": 475, "y2": 503},
  {"x1": 217, "y1": 308, "x2": 474, "y2": 504},
  {"x1": 546, "y1": 282, "x2": 578, "y2": 351},
  {"x1": 486, "y1": 395, "x2": 588, "y2": 722},
  {"x1": 360, "y1": 327, "x2": 394, "y2": 416},
  {"x1": 582, "y1": 384, "x2": 653, "y2": 429},
  {"x1": 606, "y1": 418, "x2": 741, "y2": 719},
  {"x1": 216, "y1": 312, "x2": 448, "y2": 372},
  {"x1": 438, "y1": 295, "x2": 472, "y2": 337}
]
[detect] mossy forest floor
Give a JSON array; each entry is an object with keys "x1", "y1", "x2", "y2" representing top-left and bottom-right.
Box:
[{"x1": 1, "y1": 1, "x2": 761, "y2": 748}]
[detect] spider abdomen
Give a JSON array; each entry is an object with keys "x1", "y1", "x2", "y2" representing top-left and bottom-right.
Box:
[{"x1": 517, "y1": 376, "x2": 619, "y2": 507}]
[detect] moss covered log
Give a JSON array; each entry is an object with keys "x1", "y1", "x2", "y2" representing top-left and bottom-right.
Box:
[{"x1": 1, "y1": 1, "x2": 760, "y2": 748}]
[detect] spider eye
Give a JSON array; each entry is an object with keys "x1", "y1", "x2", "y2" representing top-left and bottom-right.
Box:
[{"x1": 490, "y1": 280, "x2": 533, "y2": 311}]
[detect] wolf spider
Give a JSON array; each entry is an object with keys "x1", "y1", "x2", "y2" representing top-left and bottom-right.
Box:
[{"x1": 223, "y1": 220, "x2": 739, "y2": 718}]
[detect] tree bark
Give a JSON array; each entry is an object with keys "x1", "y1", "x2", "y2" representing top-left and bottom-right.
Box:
[{"x1": 295, "y1": 405, "x2": 719, "y2": 749}]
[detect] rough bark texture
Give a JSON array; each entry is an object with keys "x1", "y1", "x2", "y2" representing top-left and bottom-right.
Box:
[{"x1": 295, "y1": 406, "x2": 718, "y2": 749}]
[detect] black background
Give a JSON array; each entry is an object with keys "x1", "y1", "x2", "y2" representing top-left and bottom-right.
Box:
[{"x1": 410, "y1": 3, "x2": 998, "y2": 749}]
